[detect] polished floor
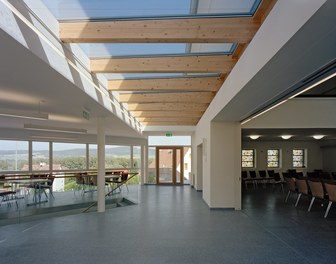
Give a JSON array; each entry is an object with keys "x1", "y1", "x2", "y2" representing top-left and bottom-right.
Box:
[{"x1": 0, "y1": 185, "x2": 336, "y2": 264}]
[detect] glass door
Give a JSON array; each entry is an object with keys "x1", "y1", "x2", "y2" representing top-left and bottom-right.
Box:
[{"x1": 156, "y1": 147, "x2": 184, "y2": 185}]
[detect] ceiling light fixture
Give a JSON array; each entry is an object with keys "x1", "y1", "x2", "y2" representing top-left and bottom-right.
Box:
[
  {"x1": 31, "y1": 136, "x2": 77, "y2": 141},
  {"x1": 24, "y1": 124, "x2": 87, "y2": 134},
  {"x1": 281, "y1": 135, "x2": 292, "y2": 140},
  {"x1": 0, "y1": 109, "x2": 48, "y2": 120},
  {"x1": 312, "y1": 135, "x2": 325, "y2": 140},
  {"x1": 249, "y1": 135, "x2": 260, "y2": 140}
]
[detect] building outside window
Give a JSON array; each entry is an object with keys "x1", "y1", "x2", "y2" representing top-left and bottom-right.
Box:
[
  {"x1": 293, "y1": 149, "x2": 305, "y2": 168},
  {"x1": 267, "y1": 149, "x2": 280, "y2": 168},
  {"x1": 242, "y1": 149, "x2": 255, "y2": 168}
]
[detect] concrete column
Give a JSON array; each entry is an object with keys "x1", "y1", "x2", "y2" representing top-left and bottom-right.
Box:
[{"x1": 97, "y1": 117, "x2": 106, "y2": 213}]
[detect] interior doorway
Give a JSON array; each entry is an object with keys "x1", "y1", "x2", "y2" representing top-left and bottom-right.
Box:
[{"x1": 156, "y1": 146, "x2": 184, "y2": 185}]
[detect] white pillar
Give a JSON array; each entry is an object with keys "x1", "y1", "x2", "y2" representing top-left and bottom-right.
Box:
[
  {"x1": 97, "y1": 117, "x2": 105, "y2": 213},
  {"x1": 140, "y1": 144, "x2": 147, "y2": 185}
]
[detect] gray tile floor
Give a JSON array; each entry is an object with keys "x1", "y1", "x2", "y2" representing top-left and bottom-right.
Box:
[{"x1": 0, "y1": 185, "x2": 336, "y2": 264}]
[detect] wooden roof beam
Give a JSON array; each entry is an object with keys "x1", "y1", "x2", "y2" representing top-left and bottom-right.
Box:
[
  {"x1": 126, "y1": 103, "x2": 209, "y2": 112},
  {"x1": 119, "y1": 92, "x2": 215, "y2": 103},
  {"x1": 91, "y1": 55, "x2": 235, "y2": 73},
  {"x1": 60, "y1": 17, "x2": 260, "y2": 43},
  {"x1": 131, "y1": 111, "x2": 204, "y2": 118},
  {"x1": 108, "y1": 76, "x2": 223, "y2": 92}
]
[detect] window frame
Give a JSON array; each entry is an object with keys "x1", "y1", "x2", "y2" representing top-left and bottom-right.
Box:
[
  {"x1": 241, "y1": 149, "x2": 255, "y2": 168},
  {"x1": 292, "y1": 149, "x2": 305, "y2": 168},
  {"x1": 267, "y1": 149, "x2": 280, "y2": 168}
]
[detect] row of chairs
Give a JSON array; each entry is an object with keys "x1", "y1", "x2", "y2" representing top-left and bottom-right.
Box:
[
  {"x1": 284, "y1": 172, "x2": 336, "y2": 218},
  {"x1": 242, "y1": 170, "x2": 284, "y2": 191}
]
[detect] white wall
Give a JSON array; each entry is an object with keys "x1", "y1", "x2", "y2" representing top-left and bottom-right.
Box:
[
  {"x1": 321, "y1": 144, "x2": 336, "y2": 172},
  {"x1": 242, "y1": 140, "x2": 323, "y2": 175},
  {"x1": 210, "y1": 122, "x2": 241, "y2": 209}
]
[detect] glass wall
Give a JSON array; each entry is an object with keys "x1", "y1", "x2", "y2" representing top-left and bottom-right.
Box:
[
  {"x1": 53, "y1": 143, "x2": 86, "y2": 170},
  {"x1": 0, "y1": 140, "x2": 29, "y2": 171},
  {"x1": 147, "y1": 147, "x2": 156, "y2": 184},
  {"x1": 105, "y1": 145, "x2": 131, "y2": 169},
  {"x1": 32, "y1": 142, "x2": 49, "y2": 171}
]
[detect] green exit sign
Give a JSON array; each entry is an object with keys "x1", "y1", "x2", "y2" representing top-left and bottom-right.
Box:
[
  {"x1": 165, "y1": 133, "x2": 173, "y2": 137},
  {"x1": 82, "y1": 109, "x2": 90, "y2": 120}
]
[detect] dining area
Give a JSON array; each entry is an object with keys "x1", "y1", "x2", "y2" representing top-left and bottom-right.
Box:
[{"x1": 0, "y1": 170, "x2": 138, "y2": 225}]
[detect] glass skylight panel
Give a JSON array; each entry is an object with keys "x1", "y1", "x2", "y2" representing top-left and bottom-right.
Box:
[
  {"x1": 80, "y1": 43, "x2": 187, "y2": 58},
  {"x1": 197, "y1": 0, "x2": 261, "y2": 15},
  {"x1": 42, "y1": 0, "x2": 191, "y2": 20},
  {"x1": 190, "y1": 43, "x2": 235, "y2": 54},
  {"x1": 103, "y1": 73, "x2": 220, "y2": 80}
]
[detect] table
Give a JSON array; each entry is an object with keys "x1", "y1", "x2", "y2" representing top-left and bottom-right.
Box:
[{"x1": 7, "y1": 179, "x2": 49, "y2": 206}]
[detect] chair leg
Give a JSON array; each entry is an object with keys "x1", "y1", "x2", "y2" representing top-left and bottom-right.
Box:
[
  {"x1": 308, "y1": 197, "x2": 316, "y2": 212},
  {"x1": 295, "y1": 193, "x2": 302, "y2": 207},
  {"x1": 285, "y1": 190, "x2": 291, "y2": 203},
  {"x1": 324, "y1": 201, "x2": 333, "y2": 218}
]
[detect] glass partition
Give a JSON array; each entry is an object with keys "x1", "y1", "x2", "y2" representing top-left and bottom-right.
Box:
[{"x1": 0, "y1": 140, "x2": 28, "y2": 172}]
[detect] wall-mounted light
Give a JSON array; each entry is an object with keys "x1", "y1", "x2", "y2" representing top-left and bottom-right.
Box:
[
  {"x1": 249, "y1": 135, "x2": 260, "y2": 140},
  {"x1": 24, "y1": 124, "x2": 87, "y2": 134},
  {"x1": 281, "y1": 135, "x2": 292, "y2": 140},
  {"x1": 312, "y1": 135, "x2": 325, "y2": 140}
]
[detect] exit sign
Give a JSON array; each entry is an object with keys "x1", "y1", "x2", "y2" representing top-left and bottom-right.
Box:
[
  {"x1": 82, "y1": 109, "x2": 90, "y2": 120},
  {"x1": 165, "y1": 133, "x2": 173, "y2": 137}
]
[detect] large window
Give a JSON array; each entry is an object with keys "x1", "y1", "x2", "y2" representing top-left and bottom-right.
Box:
[
  {"x1": 242, "y1": 149, "x2": 255, "y2": 168},
  {"x1": 0, "y1": 140, "x2": 29, "y2": 171},
  {"x1": 89, "y1": 144, "x2": 97, "y2": 169},
  {"x1": 53, "y1": 143, "x2": 86, "y2": 170},
  {"x1": 105, "y1": 145, "x2": 131, "y2": 169},
  {"x1": 32, "y1": 142, "x2": 49, "y2": 171},
  {"x1": 267, "y1": 149, "x2": 280, "y2": 168},
  {"x1": 293, "y1": 149, "x2": 305, "y2": 168},
  {"x1": 147, "y1": 147, "x2": 156, "y2": 184}
]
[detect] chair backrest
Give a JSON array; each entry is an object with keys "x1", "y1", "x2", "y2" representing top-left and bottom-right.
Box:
[
  {"x1": 320, "y1": 172, "x2": 332, "y2": 180},
  {"x1": 249, "y1": 170, "x2": 256, "y2": 179},
  {"x1": 259, "y1": 170, "x2": 266, "y2": 178},
  {"x1": 241, "y1": 171, "x2": 247, "y2": 179},
  {"x1": 283, "y1": 172, "x2": 296, "y2": 192},
  {"x1": 295, "y1": 178, "x2": 309, "y2": 195},
  {"x1": 332, "y1": 172, "x2": 336, "y2": 181},
  {"x1": 121, "y1": 171, "x2": 129, "y2": 182},
  {"x1": 267, "y1": 170, "x2": 275, "y2": 177},
  {"x1": 307, "y1": 172, "x2": 318, "y2": 179},
  {"x1": 324, "y1": 181, "x2": 336, "y2": 202},
  {"x1": 47, "y1": 174, "x2": 55, "y2": 186},
  {"x1": 274, "y1": 172, "x2": 281, "y2": 182},
  {"x1": 307, "y1": 178, "x2": 324, "y2": 199}
]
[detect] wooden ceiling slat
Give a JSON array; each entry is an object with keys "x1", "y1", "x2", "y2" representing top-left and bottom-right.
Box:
[
  {"x1": 108, "y1": 77, "x2": 223, "y2": 91},
  {"x1": 119, "y1": 92, "x2": 214, "y2": 103},
  {"x1": 127, "y1": 103, "x2": 209, "y2": 111},
  {"x1": 131, "y1": 111, "x2": 204, "y2": 118},
  {"x1": 60, "y1": 17, "x2": 259, "y2": 43},
  {"x1": 91, "y1": 55, "x2": 235, "y2": 73}
]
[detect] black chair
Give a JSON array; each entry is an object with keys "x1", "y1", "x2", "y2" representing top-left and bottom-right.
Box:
[
  {"x1": 273, "y1": 172, "x2": 285, "y2": 194},
  {"x1": 258, "y1": 170, "x2": 267, "y2": 187},
  {"x1": 40, "y1": 175, "x2": 55, "y2": 199},
  {"x1": 241, "y1": 171, "x2": 248, "y2": 189},
  {"x1": 249, "y1": 171, "x2": 257, "y2": 188}
]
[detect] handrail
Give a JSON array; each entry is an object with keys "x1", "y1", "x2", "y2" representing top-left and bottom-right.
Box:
[{"x1": 82, "y1": 173, "x2": 138, "y2": 213}]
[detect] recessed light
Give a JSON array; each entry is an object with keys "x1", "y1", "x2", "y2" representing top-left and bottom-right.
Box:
[
  {"x1": 281, "y1": 135, "x2": 292, "y2": 140},
  {"x1": 249, "y1": 135, "x2": 260, "y2": 140},
  {"x1": 312, "y1": 135, "x2": 325, "y2": 140}
]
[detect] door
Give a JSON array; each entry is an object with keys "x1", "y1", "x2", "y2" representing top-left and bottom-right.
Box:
[{"x1": 156, "y1": 146, "x2": 184, "y2": 185}]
